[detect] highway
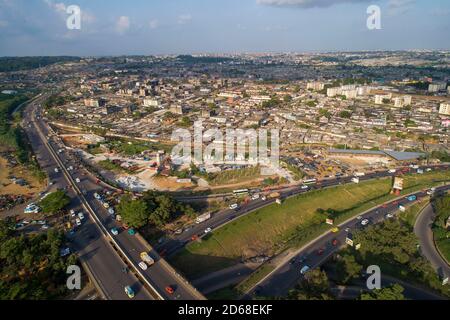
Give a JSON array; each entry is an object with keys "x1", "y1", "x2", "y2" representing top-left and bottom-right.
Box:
[
  {"x1": 157, "y1": 165, "x2": 450, "y2": 257},
  {"x1": 244, "y1": 185, "x2": 450, "y2": 298},
  {"x1": 415, "y1": 204, "x2": 450, "y2": 281},
  {"x1": 23, "y1": 94, "x2": 204, "y2": 300}
]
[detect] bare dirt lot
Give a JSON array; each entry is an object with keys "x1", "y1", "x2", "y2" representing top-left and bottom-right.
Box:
[{"x1": 0, "y1": 156, "x2": 45, "y2": 196}]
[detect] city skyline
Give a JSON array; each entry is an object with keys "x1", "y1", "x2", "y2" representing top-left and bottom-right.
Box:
[{"x1": 0, "y1": 0, "x2": 450, "y2": 56}]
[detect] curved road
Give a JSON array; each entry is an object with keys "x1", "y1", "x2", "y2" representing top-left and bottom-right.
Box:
[{"x1": 415, "y1": 203, "x2": 450, "y2": 281}]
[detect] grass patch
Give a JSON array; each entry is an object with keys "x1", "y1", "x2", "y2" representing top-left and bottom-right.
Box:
[
  {"x1": 208, "y1": 166, "x2": 262, "y2": 186},
  {"x1": 432, "y1": 193, "x2": 450, "y2": 263},
  {"x1": 206, "y1": 286, "x2": 240, "y2": 300},
  {"x1": 235, "y1": 264, "x2": 275, "y2": 295},
  {"x1": 170, "y1": 170, "x2": 450, "y2": 278},
  {"x1": 399, "y1": 199, "x2": 429, "y2": 228},
  {"x1": 98, "y1": 159, "x2": 130, "y2": 173}
]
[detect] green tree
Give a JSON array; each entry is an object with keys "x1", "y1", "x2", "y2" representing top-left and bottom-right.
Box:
[
  {"x1": 339, "y1": 111, "x2": 352, "y2": 119},
  {"x1": 117, "y1": 195, "x2": 148, "y2": 228},
  {"x1": 38, "y1": 190, "x2": 70, "y2": 214},
  {"x1": 360, "y1": 284, "x2": 406, "y2": 300},
  {"x1": 335, "y1": 254, "x2": 363, "y2": 284},
  {"x1": 288, "y1": 269, "x2": 333, "y2": 300}
]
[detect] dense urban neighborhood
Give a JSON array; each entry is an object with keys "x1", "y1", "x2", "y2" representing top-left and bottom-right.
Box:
[{"x1": 0, "y1": 51, "x2": 449, "y2": 303}]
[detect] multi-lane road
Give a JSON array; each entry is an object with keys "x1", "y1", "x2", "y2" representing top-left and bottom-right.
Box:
[
  {"x1": 415, "y1": 204, "x2": 450, "y2": 281},
  {"x1": 158, "y1": 165, "x2": 449, "y2": 257},
  {"x1": 245, "y1": 185, "x2": 450, "y2": 298},
  {"x1": 20, "y1": 94, "x2": 449, "y2": 300},
  {"x1": 23, "y1": 94, "x2": 203, "y2": 300}
]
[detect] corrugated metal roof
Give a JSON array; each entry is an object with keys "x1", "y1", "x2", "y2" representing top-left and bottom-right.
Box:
[{"x1": 329, "y1": 149, "x2": 425, "y2": 161}]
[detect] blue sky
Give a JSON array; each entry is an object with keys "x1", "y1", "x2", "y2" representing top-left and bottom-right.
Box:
[{"x1": 0, "y1": 0, "x2": 449, "y2": 56}]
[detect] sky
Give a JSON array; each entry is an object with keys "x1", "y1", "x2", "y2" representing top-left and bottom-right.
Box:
[{"x1": 0, "y1": 0, "x2": 449, "y2": 56}]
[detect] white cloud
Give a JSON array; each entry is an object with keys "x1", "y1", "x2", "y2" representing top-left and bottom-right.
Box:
[
  {"x1": 177, "y1": 14, "x2": 192, "y2": 24},
  {"x1": 387, "y1": 0, "x2": 415, "y2": 15},
  {"x1": 256, "y1": 0, "x2": 373, "y2": 9},
  {"x1": 116, "y1": 16, "x2": 130, "y2": 35},
  {"x1": 149, "y1": 19, "x2": 159, "y2": 29}
]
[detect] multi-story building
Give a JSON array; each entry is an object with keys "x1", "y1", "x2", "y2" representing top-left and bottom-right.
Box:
[
  {"x1": 439, "y1": 103, "x2": 450, "y2": 116},
  {"x1": 307, "y1": 82, "x2": 325, "y2": 91}
]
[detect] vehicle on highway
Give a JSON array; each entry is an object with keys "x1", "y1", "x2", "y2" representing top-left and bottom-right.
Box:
[
  {"x1": 361, "y1": 219, "x2": 370, "y2": 226},
  {"x1": 108, "y1": 208, "x2": 115, "y2": 215},
  {"x1": 233, "y1": 189, "x2": 249, "y2": 196},
  {"x1": 94, "y1": 193, "x2": 101, "y2": 200},
  {"x1": 128, "y1": 229, "x2": 136, "y2": 236},
  {"x1": 303, "y1": 178, "x2": 317, "y2": 185},
  {"x1": 103, "y1": 202, "x2": 110, "y2": 209},
  {"x1": 251, "y1": 193, "x2": 260, "y2": 200},
  {"x1": 196, "y1": 212, "x2": 211, "y2": 224},
  {"x1": 70, "y1": 209, "x2": 76, "y2": 218},
  {"x1": 75, "y1": 218, "x2": 81, "y2": 226},
  {"x1": 138, "y1": 261, "x2": 148, "y2": 271},
  {"x1": 385, "y1": 213, "x2": 394, "y2": 219},
  {"x1": 261, "y1": 195, "x2": 267, "y2": 201},
  {"x1": 54, "y1": 168, "x2": 59, "y2": 173},
  {"x1": 24, "y1": 204, "x2": 41, "y2": 214},
  {"x1": 165, "y1": 286, "x2": 175, "y2": 294},
  {"x1": 124, "y1": 286, "x2": 135, "y2": 299},
  {"x1": 204, "y1": 227, "x2": 212, "y2": 234},
  {"x1": 41, "y1": 225, "x2": 49, "y2": 230},
  {"x1": 140, "y1": 252, "x2": 155, "y2": 266},
  {"x1": 300, "y1": 185, "x2": 309, "y2": 190},
  {"x1": 356, "y1": 215, "x2": 363, "y2": 220},
  {"x1": 276, "y1": 198, "x2": 282, "y2": 205},
  {"x1": 344, "y1": 227, "x2": 351, "y2": 233},
  {"x1": 78, "y1": 212, "x2": 85, "y2": 220},
  {"x1": 331, "y1": 227, "x2": 339, "y2": 233},
  {"x1": 75, "y1": 178, "x2": 81, "y2": 183},
  {"x1": 332, "y1": 239, "x2": 339, "y2": 246},
  {"x1": 300, "y1": 265, "x2": 311, "y2": 275},
  {"x1": 317, "y1": 248, "x2": 325, "y2": 256},
  {"x1": 111, "y1": 227, "x2": 119, "y2": 236},
  {"x1": 229, "y1": 203, "x2": 239, "y2": 210}
]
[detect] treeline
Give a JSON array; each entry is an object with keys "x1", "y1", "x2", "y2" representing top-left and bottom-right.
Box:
[
  {"x1": 0, "y1": 218, "x2": 76, "y2": 299},
  {"x1": 0, "y1": 94, "x2": 28, "y2": 153},
  {"x1": 0, "y1": 94, "x2": 46, "y2": 180},
  {"x1": 117, "y1": 191, "x2": 196, "y2": 229},
  {"x1": 0, "y1": 56, "x2": 80, "y2": 73},
  {"x1": 177, "y1": 55, "x2": 233, "y2": 64}
]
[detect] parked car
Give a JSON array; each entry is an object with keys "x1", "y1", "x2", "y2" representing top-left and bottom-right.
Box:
[{"x1": 111, "y1": 227, "x2": 119, "y2": 236}]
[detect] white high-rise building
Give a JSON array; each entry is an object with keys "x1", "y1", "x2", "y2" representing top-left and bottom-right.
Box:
[
  {"x1": 343, "y1": 89, "x2": 357, "y2": 99},
  {"x1": 439, "y1": 103, "x2": 450, "y2": 116},
  {"x1": 327, "y1": 87, "x2": 341, "y2": 97},
  {"x1": 307, "y1": 82, "x2": 325, "y2": 91}
]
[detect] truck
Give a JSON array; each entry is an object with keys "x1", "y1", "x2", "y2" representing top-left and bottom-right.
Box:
[
  {"x1": 354, "y1": 172, "x2": 365, "y2": 177},
  {"x1": 269, "y1": 192, "x2": 281, "y2": 199},
  {"x1": 407, "y1": 195, "x2": 417, "y2": 202},
  {"x1": 140, "y1": 252, "x2": 155, "y2": 266},
  {"x1": 196, "y1": 212, "x2": 212, "y2": 224},
  {"x1": 351, "y1": 177, "x2": 360, "y2": 184}
]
